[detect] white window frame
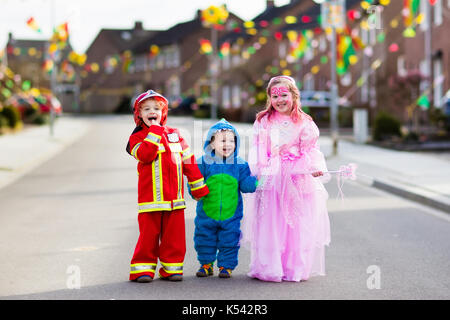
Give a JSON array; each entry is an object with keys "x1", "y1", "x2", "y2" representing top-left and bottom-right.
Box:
[
  {"x1": 222, "y1": 53, "x2": 230, "y2": 70},
  {"x1": 433, "y1": 58, "x2": 443, "y2": 108},
  {"x1": 232, "y1": 85, "x2": 241, "y2": 108},
  {"x1": 222, "y1": 85, "x2": 231, "y2": 109},
  {"x1": 420, "y1": 0, "x2": 429, "y2": 31},
  {"x1": 319, "y1": 35, "x2": 327, "y2": 52},
  {"x1": 135, "y1": 55, "x2": 147, "y2": 72},
  {"x1": 232, "y1": 54, "x2": 241, "y2": 67},
  {"x1": 397, "y1": 55, "x2": 407, "y2": 77},
  {"x1": 361, "y1": 70, "x2": 369, "y2": 103},
  {"x1": 278, "y1": 42, "x2": 287, "y2": 59},
  {"x1": 434, "y1": 0, "x2": 443, "y2": 26},
  {"x1": 303, "y1": 73, "x2": 314, "y2": 91},
  {"x1": 167, "y1": 76, "x2": 180, "y2": 102}
]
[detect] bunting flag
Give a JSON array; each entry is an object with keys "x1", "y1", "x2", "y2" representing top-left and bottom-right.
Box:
[
  {"x1": 403, "y1": 0, "x2": 420, "y2": 27},
  {"x1": 42, "y1": 59, "x2": 54, "y2": 74},
  {"x1": 417, "y1": 94, "x2": 430, "y2": 109},
  {"x1": 201, "y1": 5, "x2": 229, "y2": 27},
  {"x1": 337, "y1": 34, "x2": 356, "y2": 75},
  {"x1": 344, "y1": 26, "x2": 365, "y2": 50},
  {"x1": 289, "y1": 30, "x2": 309, "y2": 59},
  {"x1": 199, "y1": 39, "x2": 213, "y2": 55},
  {"x1": 51, "y1": 22, "x2": 69, "y2": 43},
  {"x1": 121, "y1": 50, "x2": 133, "y2": 73},
  {"x1": 26, "y1": 17, "x2": 42, "y2": 33},
  {"x1": 219, "y1": 42, "x2": 230, "y2": 58}
]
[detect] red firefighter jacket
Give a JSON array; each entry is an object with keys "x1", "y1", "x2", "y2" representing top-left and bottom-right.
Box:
[{"x1": 126, "y1": 124, "x2": 209, "y2": 213}]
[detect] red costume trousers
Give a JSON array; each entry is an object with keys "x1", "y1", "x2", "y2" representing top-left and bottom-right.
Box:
[{"x1": 129, "y1": 209, "x2": 185, "y2": 280}]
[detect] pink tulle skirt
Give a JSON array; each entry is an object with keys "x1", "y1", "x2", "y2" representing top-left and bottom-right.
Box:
[{"x1": 241, "y1": 156, "x2": 330, "y2": 282}]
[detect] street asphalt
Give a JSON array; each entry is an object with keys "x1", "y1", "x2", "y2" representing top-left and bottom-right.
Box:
[{"x1": 0, "y1": 115, "x2": 449, "y2": 301}]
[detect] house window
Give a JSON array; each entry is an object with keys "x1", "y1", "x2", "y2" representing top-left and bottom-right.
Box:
[
  {"x1": 135, "y1": 55, "x2": 147, "y2": 72},
  {"x1": 278, "y1": 42, "x2": 287, "y2": 59},
  {"x1": 149, "y1": 56, "x2": 156, "y2": 71},
  {"x1": 319, "y1": 35, "x2": 327, "y2": 52},
  {"x1": 361, "y1": 27, "x2": 368, "y2": 46},
  {"x1": 434, "y1": 0, "x2": 442, "y2": 26},
  {"x1": 222, "y1": 53, "x2": 230, "y2": 70},
  {"x1": 167, "y1": 76, "x2": 180, "y2": 102},
  {"x1": 361, "y1": 70, "x2": 369, "y2": 103},
  {"x1": 232, "y1": 85, "x2": 241, "y2": 108},
  {"x1": 304, "y1": 46, "x2": 313, "y2": 62},
  {"x1": 433, "y1": 58, "x2": 443, "y2": 108},
  {"x1": 164, "y1": 45, "x2": 180, "y2": 68},
  {"x1": 232, "y1": 54, "x2": 241, "y2": 67},
  {"x1": 420, "y1": 0, "x2": 429, "y2": 31},
  {"x1": 156, "y1": 54, "x2": 164, "y2": 70},
  {"x1": 369, "y1": 25, "x2": 376, "y2": 46},
  {"x1": 397, "y1": 55, "x2": 407, "y2": 77},
  {"x1": 222, "y1": 85, "x2": 231, "y2": 109},
  {"x1": 419, "y1": 60, "x2": 429, "y2": 93},
  {"x1": 303, "y1": 73, "x2": 314, "y2": 91}
]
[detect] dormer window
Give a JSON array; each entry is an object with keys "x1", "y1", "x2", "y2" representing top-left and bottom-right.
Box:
[{"x1": 121, "y1": 32, "x2": 132, "y2": 41}]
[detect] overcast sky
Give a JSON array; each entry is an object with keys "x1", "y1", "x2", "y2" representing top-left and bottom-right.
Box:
[{"x1": 1, "y1": 0, "x2": 291, "y2": 53}]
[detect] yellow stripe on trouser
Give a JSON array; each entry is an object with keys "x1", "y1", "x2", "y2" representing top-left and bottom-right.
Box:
[
  {"x1": 130, "y1": 263, "x2": 157, "y2": 274},
  {"x1": 160, "y1": 262, "x2": 183, "y2": 274}
]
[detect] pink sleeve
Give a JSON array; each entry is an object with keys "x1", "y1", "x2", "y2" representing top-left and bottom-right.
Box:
[
  {"x1": 248, "y1": 119, "x2": 269, "y2": 177},
  {"x1": 302, "y1": 120, "x2": 331, "y2": 183}
]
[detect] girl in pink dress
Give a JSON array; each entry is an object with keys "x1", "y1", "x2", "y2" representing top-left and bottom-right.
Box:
[{"x1": 242, "y1": 75, "x2": 331, "y2": 282}]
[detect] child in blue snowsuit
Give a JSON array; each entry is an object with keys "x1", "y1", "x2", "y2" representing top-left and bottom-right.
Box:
[{"x1": 191, "y1": 119, "x2": 257, "y2": 278}]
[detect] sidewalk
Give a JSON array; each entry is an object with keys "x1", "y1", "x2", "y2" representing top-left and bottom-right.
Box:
[
  {"x1": 0, "y1": 115, "x2": 449, "y2": 214},
  {"x1": 0, "y1": 115, "x2": 91, "y2": 190},
  {"x1": 320, "y1": 137, "x2": 450, "y2": 213}
]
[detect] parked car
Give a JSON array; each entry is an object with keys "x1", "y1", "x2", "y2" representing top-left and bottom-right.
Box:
[{"x1": 6, "y1": 91, "x2": 62, "y2": 117}]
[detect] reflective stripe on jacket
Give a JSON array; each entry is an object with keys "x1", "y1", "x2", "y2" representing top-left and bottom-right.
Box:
[{"x1": 127, "y1": 125, "x2": 209, "y2": 213}]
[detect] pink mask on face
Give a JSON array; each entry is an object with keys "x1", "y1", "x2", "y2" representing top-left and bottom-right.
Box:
[{"x1": 270, "y1": 86, "x2": 290, "y2": 97}]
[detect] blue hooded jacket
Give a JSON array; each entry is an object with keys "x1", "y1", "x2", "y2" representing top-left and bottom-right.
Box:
[{"x1": 193, "y1": 119, "x2": 257, "y2": 223}]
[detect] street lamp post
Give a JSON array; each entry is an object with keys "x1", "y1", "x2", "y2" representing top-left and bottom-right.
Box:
[
  {"x1": 210, "y1": 26, "x2": 218, "y2": 120},
  {"x1": 330, "y1": 25, "x2": 338, "y2": 156},
  {"x1": 315, "y1": 0, "x2": 343, "y2": 156}
]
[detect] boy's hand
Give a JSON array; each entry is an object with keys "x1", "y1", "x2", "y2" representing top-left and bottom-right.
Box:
[
  {"x1": 311, "y1": 171, "x2": 323, "y2": 177},
  {"x1": 194, "y1": 197, "x2": 200, "y2": 201}
]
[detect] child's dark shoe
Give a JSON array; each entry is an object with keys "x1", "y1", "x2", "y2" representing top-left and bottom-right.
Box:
[
  {"x1": 218, "y1": 267, "x2": 232, "y2": 278},
  {"x1": 196, "y1": 264, "x2": 214, "y2": 277},
  {"x1": 135, "y1": 275, "x2": 153, "y2": 283},
  {"x1": 160, "y1": 273, "x2": 183, "y2": 281}
]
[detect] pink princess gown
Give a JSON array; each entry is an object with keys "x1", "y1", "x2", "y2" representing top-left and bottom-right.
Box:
[{"x1": 242, "y1": 111, "x2": 331, "y2": 282}]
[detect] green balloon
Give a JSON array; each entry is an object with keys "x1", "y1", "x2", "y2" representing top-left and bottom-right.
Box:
[{"x1": 22, "y1": 80, "x2": 31, "y2": 91}]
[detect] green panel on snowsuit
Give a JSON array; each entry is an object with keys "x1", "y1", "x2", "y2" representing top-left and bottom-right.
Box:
[{"x1": 203, "y1": 174, "x2": 238, "y2": 221}]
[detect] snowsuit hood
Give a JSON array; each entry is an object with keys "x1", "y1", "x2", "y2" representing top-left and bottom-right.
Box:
[{"x1": 203, "y1": 118, "x2": 240, "y2": 162}]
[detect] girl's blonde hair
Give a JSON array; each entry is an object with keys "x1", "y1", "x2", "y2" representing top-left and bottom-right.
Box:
[{"x1": 255, "y1": 76, "x2": 311, "y2": 123}]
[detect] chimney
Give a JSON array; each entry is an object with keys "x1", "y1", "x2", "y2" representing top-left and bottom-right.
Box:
[
  {"x1": 134, "y1": 21, "x2": 143, "y2": 31},
  {"x1": 196, "y1": 9, "x2": 202, "y2": 20},
  {"x1": 267, "y1": 0, "x2": 275, "y2": 9}
]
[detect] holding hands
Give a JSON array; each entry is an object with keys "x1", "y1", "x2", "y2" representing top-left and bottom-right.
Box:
[{"x1": 311, "y1": 171, "x2": 323, "y2": 177}]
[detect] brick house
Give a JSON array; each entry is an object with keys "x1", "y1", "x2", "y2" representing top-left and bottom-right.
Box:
[
  {"x1": 217, "y1": 0, "x2": 314, "y2": 122},
  {"x1": 80, "y1": 22, "x2": 159, "y2": 113},
  {"x1": 5, "y1": 32, "x2": 78, "y2": 111},
  {"x1": 402, "y1": 0, "x2": 450, "y2": 114},
  {"x1": 129, "y1": 9, "x2": 243, "y2": 111}
]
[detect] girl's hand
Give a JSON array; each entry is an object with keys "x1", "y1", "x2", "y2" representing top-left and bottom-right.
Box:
[{"x1": 311, "y1": 171, "x2": 323, "y2": 177}]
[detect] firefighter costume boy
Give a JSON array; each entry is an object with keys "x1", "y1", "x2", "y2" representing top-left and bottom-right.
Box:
[{"x1": 126, "y1": 90, "x2": 209, "y2": 282}]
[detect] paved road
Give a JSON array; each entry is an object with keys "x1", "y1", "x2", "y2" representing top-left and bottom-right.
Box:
[{"x1": 1, "y1": 115, "x2": 449, "y2": 300}]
